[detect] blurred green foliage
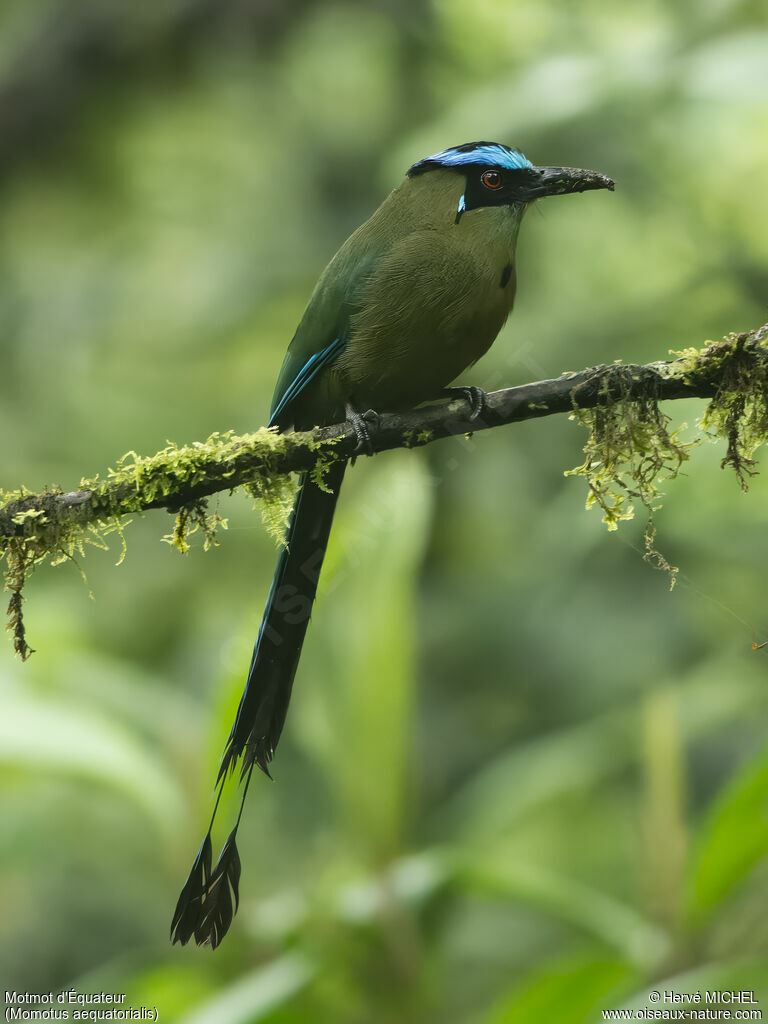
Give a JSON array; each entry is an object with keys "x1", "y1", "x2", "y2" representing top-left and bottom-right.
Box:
[{"x1": 2, "y1": 1, "x2": 768, "y2": 1021}]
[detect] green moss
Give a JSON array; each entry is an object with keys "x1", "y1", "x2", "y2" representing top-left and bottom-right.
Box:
[
  {"x1": 676, "y1": 332, "x2": 768, "y2": 491},
  {"x1": 566, "y1": 329, "x2": 768, "y2": 587},
  {"x1": 164, "y1": 500, "x2": 228, "y2": 554},
  {"x1": 0, "y1": 427, "x2": 336, "y2": 655},
  {"x1": 5, "y1": 542, "x2": 37, "y2": 660},
  {"x1": 91, "y1": 428, "x2": 293, "y2": 513},
  {"x1": 565, "y1": 367, "x2": 693, "y2": 587},
  {"x1": 401, "y1": 429, "x2": 432, "y2": 448}
]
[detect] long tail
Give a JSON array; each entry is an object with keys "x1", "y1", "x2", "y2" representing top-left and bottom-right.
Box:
[{"x1": 171, "y1": 460, "x2": 346, "y2": 947}]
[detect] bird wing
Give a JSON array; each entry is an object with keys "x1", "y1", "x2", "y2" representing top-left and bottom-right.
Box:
[
  {"x1": 268, "y1": 335, "x2": 344, "y2": 427},
  {"x1": 268, "y1": 237, "x2": 383, "y2": 427}
]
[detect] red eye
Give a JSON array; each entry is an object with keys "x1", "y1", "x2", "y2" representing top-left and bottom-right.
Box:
[{"x1": 481, "y1": 169, "x2": 503, "y2": 189}]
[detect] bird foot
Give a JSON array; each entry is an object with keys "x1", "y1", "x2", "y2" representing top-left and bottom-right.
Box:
[
  {"x1": 444, "y1": 386, "x2": 488, "y2": 422},
  {"x1": 345, "y1": 403, "x2": 380, "y2": 456}
]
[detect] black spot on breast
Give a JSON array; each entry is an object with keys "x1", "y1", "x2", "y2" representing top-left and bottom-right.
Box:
[{"x1": 499, "y1": 263, "x2": 513, "y2": 289}]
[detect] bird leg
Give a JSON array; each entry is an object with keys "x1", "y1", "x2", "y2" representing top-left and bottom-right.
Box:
[
  {"x1": 345, "y1": 402, "x2": 380, "y2": 456},
  {"x1": 443, "y1": 386, "x2": 488, "y2": 422}
]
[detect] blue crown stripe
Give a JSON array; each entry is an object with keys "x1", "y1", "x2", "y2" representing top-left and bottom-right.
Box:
[{"x1": 409, "y1": 142, "x2": 532, "y2": 176}]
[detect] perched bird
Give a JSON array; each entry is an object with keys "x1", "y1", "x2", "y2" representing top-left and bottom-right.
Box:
[{"x1": 171, "y1": 141, "x2": 614, "y2": 947}]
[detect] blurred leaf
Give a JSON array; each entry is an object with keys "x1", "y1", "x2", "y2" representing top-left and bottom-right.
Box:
[
  {"x1": 296, "y1": 454, "x2": 433, "y2": 858},
  {"x1": 457, "y1": 852, "x2": 669, "y2": 969},
  {"x1": 689, "y1": 745, "x2": 768, "y2": 915},
  {"x1": 594, "y1": 959, "x2": 768, "y2": 1022},
  {"x1": 334, "y1": 851, "x2": 448, "y2": 924},
  {"x1": 68, "y1": 958, "x2": 218, "y2": 1024},
  {"x1": 435, "y1": 667, "x2": 765, "y2": 840},
  {"x1": 178, "y1": 953, "x2": 314, "y2": 1024},
  {"x1": 487, "y1": 953, "x2": 635, "y2": 1024},
  {"x1": 0, "y1": 689, "x2": 184, "y2": 839},
  {"x1": 639, "y1": 688, "x2": 687, "y2": 933}
]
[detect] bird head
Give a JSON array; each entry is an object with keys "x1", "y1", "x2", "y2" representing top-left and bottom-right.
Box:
[{"x1": 407, "y1": 141, "x2": 614, "y2": 224}]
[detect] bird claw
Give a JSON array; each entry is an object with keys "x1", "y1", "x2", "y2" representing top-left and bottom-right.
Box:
[
  {"x1": 444, "y1": 386, "x2": 488, "y2": 422},
  {"x1": 346, "y1": 404, "x2": 380, "y2": 456}
]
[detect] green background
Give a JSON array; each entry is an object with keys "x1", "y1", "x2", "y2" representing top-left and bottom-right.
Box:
[{"x1": 2, "y1": 1, "x2": 768, "y2": 1021}]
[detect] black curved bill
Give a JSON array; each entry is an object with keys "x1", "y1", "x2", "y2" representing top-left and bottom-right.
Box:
[{"x1": 521, "y1": 166, "x2": 615, "y2": 200}]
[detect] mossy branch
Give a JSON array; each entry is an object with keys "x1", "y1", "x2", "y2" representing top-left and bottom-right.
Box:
[{"x1": 3, "y1": 322, "x2": 768, "y2": 658}]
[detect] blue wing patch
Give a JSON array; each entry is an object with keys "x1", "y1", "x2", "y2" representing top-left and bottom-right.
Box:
[{"x1": 269, "y1": 336, "x2": 345, "y2": 427}]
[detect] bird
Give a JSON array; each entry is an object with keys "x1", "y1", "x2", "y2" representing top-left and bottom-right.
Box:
[{"x1": 170, "y1": 141, "x2": 614, "y2": 948}]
